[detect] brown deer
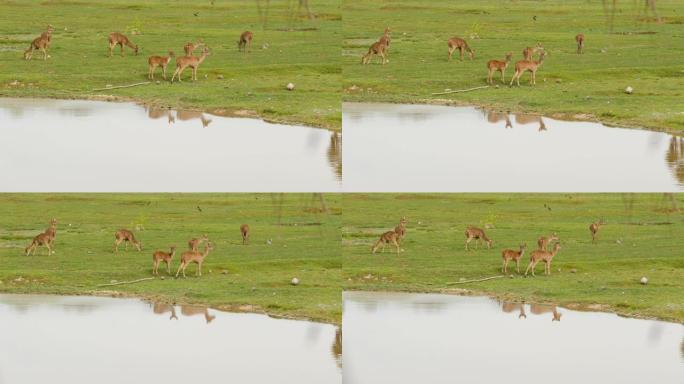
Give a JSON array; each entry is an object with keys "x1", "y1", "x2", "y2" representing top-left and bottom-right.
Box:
[
  {"x1": 394, "y1": 217, "x2": 407, "y2": 244},
  {"x1": 530, "y1": 304, "x2": 562, "y2": 321},
  {"x1": 147, "y1": 51, "x2": 175, "y2": 80},
  {"x1": 152, "y1": 246, "x2": 176, "y2": 276},
  {"x1": 183, "y1": 40, "x2": 204, "y2": 56},
  {"x1": 537, "y1": 233, "x2": 559, "y2": 251},
  {"x1": 25, "y1": 232, "x2": 53, "y2": 256},
  {"x1": 171, "y1": 47, "x2": 209, "y2": 82},
  {"x1": 188, "y1": 234, "x2": 208, "y2": 252},
  {"x1": 176, "y1": 243, "x2": 213, "y2": 278},
  {"x1": 361, "y1": 40, "x2": 388, "y2": 65},
  {"x1": 113, "y1": 229, "x2": 142, "y2": 253},
  {"x1": 43, "y1": 218, "x2": 58, "y2": 249},
  {"x1": 448, "y1": 37, "x2": 474, "y2": 61},
  {"x1": 175, "y1": 110, "x2": 212, "y2": 128},
  {"x1": 501, "y1": 302, "x2": 527, "y2": 319},
  {"x1": 486, "y1": 52, "x2": 513, "y2": 84},
  {"x1": 525, "y1": 242, "x2": 561, "y2": 277},
  {"x1": 180, "y1": 305, "x2": 216, "y2": 323},
  {"x1": 238, "y1": 31, "x2": 253, "y2": 53},
  {"x1": 589, "y1": 220, "x2": 605, "y2": 242},
  {"x1": 24, "y1": 25, "x2": 54, "y2": 60},
  {"x1": 522, "y1": 44, "x2": 543, "y2": 61},
  {"x1": 378, "y1": 27, "x2": 391, "y2": 52},
  {"x1": 510, "y1": 51, "x2": 546, "y2": 87},
  {"x1": 501, "y1": 243, "x2": 526, "y2": 274},
  {"x1": 108, "y1": 32, "x2": 139, "y2": 57},
  {"x1": 575, "y1": 34, "x2": 585, "y2": 54},
  {"x1": 152, "y1": 302, "x2": 178, "y2": 320},
  {"x1": 240, "y1": 224, "x2": 250, "y2": 245},
  {"x1": 464, "y1": 226, "x2": 492, "y2": 250},
  {"x1": 371, "y1": 231, "x2": 401, "y2": 254}
]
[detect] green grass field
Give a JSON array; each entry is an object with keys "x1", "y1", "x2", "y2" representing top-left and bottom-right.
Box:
[
  {"x1": 0, "y1": 194, "x2": 341, "y2": 323},
  {"x1": 343, "y1": 0, "x2": 684, "y2": 132},
  {"x1": 342, "y1": 194, "x2": 684, "y2": 323},
  {"x1": 0, "y1": 0, "x2": 340, "y2": 130}
]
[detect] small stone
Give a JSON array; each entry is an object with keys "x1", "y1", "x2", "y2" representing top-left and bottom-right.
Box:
[
  {"x1": 570, "y1": 268, "x2": 577, "y2": 273},
  {"x1": 640, "y1": 276, "x2": 648, "y2": 285},
  {"x1": 156, "y1": 81, "x2": 160, "y2": 85},
  {"x1": 160, "y1": 276, "x2": 165, "y2": 280},
  {"x1": 625, "y1": 86, "x2": 633, "y2": 94},
  {"x1": 286, "y1": 82, "x2": 295, "y2": 91},
  {"x1": 291, "y1": 277, "x2": 300, "y2": 286},
  {"x1": 217, "y1": 75, "x2": 224, "y2": 79}
]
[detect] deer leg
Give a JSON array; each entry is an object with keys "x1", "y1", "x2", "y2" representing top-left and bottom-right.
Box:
[
  {"x1": 392, "y1": 238, "x2": 400, "y2": 254},
  {"x1": 152, "y1": 261, "x2": 157, "y2": 275},
  {"x1": 465, "y1": 238, "x2": 470, "y2": 251},
  {"x1": 41, "y1": 47, "x2": 47, "y2": 60},
  {"x1": 175, "y1": 263, "x2": 183, "y2": 277},
  {"x1": 120, "y1": 43, "x2": 125, "y2": 57},
  {"x1": 162, "y1": 65, "x2": 167, "y2": 80},
  {"x1": 166, "y1": 260, "x2": 171, "y2": 275},
  {"x1": 515, "y1": 259, "x2": 520, "y2": 274},
  {"x1": 487, "y1": 69, "x2": 492, "y2": 85},
  {"x1": 501, "y1": 69, "x2": 505, "y2": 83},
  {"x1": 108, "y1": 43, "x2": 114, "y2": 57},
  {"x1": 459, "y1": 47, "x2": 464, "y2": 61},
  {"x1": 502, "y1": 259, "x2": 507, "y2": 274},
  {"x1": 198, "y1": 261, "x2": 202, "y2": 276}
]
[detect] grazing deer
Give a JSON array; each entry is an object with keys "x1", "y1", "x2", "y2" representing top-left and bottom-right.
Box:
[
  {"x1": 113, "y1": 229, "x2": 142, "y2": 253},
  {"x1": 152, "y1": 246, "x2": 176, "y2": 276},
  {"x1": 378, "y1": 27, "x2": 391, "y2": 52},
  {"x1": 175, "y1": 110, "x2": 212, "y2": 128},
  {"x1": 522, "y1": 43, "x2": 543, "y2": 61},
  {"x1": 530, "y1": 304, "x2": 562, "y2": 321},
  {"x1": 589, "y1": 220, "x2": 605, "y2": 242},
  {"x1": 171, "y1": 47, "x2": 209, "y2": 82},
  {"x1": 447, "y1": 37, "x2": 474, "y2": 61},
  {"x1": 108, "y1": 32, "x2": 139, "y2": 57},
  {"x1": 240, "y1": 224, "x2": 250, "y2": 245},
  {"x1": 486, "y1": 52, "x2": 513, "y2": 84},
  {"x1": 238, "y1": 31, "x2": 253, "y2": 52},
  {"x1": 183, "y1": 40, "x2": 204, "y2": 56},
  {"x1": 525, "y1": 242, "x2": 561, "y2": 277},
  {"x1": 537, "y1": 233, "x2": 559, "y2": 251},
  {"x1": 371, "y1": 231, "x2": 401, "y2": 254},
  {"x1": 176, "y1": 243, "x2": 213, "y2": 278},
  {"x1": 575, "y1": 33, "x2": 585, "y2": 54},
  {"x1": 152, "y1": 302, "x2": 178, "y2": 320},
  {"x1": 502, "y1": 302, "x2": 527, "y2": 319},
  {"x1": 464, "y1": 226, "x2": 492, "y2": 250},
  {"x1": 188, "y1": 234, "x2": 208, "y2": 252},
  {"x1": 181, "y1": 305, "x2": 216, "y2": 323},
  {"x1": 394, "y1": 216, "x2": 407, "y2": 244},
  {"x1": 24, "y1": 25, "x2": 54, "y2": 60},
  {"x1": 361, "y1": 40, "x2": 388, "y2": 65},
  {"x1": 25, "y1": 232, "x2": 53, "y2": 256},
  {"x1": 501, "y1": 243, "x2": 527, "y2": 274},
  {"x1": 147, "y1": 51, "x2": 174, "y2": 80},
  {"x1": 487, "y1": 111, "x2": 513, "y2": 129},
  {"x1": 510, "y1": 51, "x2": 546, "y2": 87}
]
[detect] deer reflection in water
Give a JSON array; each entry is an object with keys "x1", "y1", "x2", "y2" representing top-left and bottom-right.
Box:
[
  {"x1": 485, "y1": 111, "x2": 547, "y2": 131},
  {"x1": 146, "y1": 105, "x2": 175, "y2": 124},
  {"x1": 331, "y1": 327, "x2": 342, "y2": 369},
  {"x1": 151, "y1": 302, "x2": 215, "y2": 323},
  {"x1": 501, "y1": 301, "x2": 562, "y2": 321},
  {"x1": 145, "y1": 105, "x2": 213, "y2": 128},
  {"x1": 152, "y1": 302, "x2": 178, "y2": 320},
  {"x1": 665, "y1": 136, "x2": 684, "y2": 186},
  {"x1": 328, "y1": 132, "x2": 342, "y2": 180},
  {"x1": 175, "y1": 110, "x2": 213, "y2": 128}
]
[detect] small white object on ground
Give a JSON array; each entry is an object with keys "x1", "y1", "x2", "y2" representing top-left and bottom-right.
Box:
[
  {"x1": 640, "y1": 276, "x2": 648, "y2": 285},
  {"x1": 291, "y1": 277, "x2": 300, "y2": 286},
  {"x1": 625, "y1": 86, "x2": 633, "y2": 94},
  {"x1": 286, "y1": 82, "x2": 295, "y2": 91}
]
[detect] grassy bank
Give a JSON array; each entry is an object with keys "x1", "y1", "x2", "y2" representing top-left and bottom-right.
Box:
[
  {"x1": 342, "y1": 194, "x2": 684, "y2": 323},
  {"x1": 0, "y1": 194, "x2": 341, "y2": 324},
  {"x1": 343, "y1": 0, "x2": 684, "y2": 132},
  {"x1": 0, "y1": 0, "x2": 340, "y2": 130}
]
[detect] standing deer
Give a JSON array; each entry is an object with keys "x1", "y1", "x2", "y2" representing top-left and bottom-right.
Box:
[
  {"x1": 371, "y1": 231, "x2": 401, "y2": 254},
  {"x1": 238, "y1": 31, "x2": 253, "y2": 52},
  {"x1": 394, "y1": 217, "x2": 407, "y2": 244},
  {"x1": 188, "y1": 234, "x2": 208, "y2": 252},
  {"x1": 525, "y1": 242, "x2": 561, "y2": 276},
  {"x1": 361, "y1": 40, "x2": 388, "y2": 65},
  {"x1": 464, "y1": 226, "x2": 492, "y2": 250},
  {"x1": 537, "y1": 233, "x2": 559, "y2": 251},
  {"x1": 486, "y1": 52, "x2": 513, "y2": 84},
  {"x1": 108, "y1": 32, "x2": 139, "y2": 57},
  {"x1": 25, "y1": 232, "x2": 53, "y2": 256},
  {"x1": 522, "y1": 43, "x2": 543, "y2": 61},
  {"x1": 501, "y1": 243, "x2": 527, "y2": 274},
  {"x1": 176, "y1": 243, "x2": 214, "y2": 278},
  {"x1": 113, "y1": 229, "x2": 142, "y2": 253},
  {"x1": 378, "y1": 27, "x2": 391, "y2": 52},
  {"x1": 43, "y1": 218, "x2": 58, "y2": 250},
  {"x1": 147, "y1": 51, "x2": 175, "y2": 80},
  {"x1": 510, "y1": 51, "x2": 546, "y2": 87},
  {"x1": 240, "y1": 224, "x2": 250, "y2": 245},
  {"x1": 589, "y1": 220, "x2": 605, "y2": 242},
  {"x1": 171, "y1": 47, "x2": 209, "y2": 82},
  {"x1": 24, "y1": 25, "x2": 54, "y2": 60},
  {"x1": 181, "y1": 305, "x2": 216, "y2": 323},
  {"x1": 447, "y1": 37, "x2": 474, "y2": 61},
  {"x1": 183, "y1": 40, "x2": 204, "y2": 56},
  {"x1": 575, "y1": 33, "x2": 585, "y2": 54},
  {"x1": 152, "y1": 246, "x2": 176, "y2": 276}
]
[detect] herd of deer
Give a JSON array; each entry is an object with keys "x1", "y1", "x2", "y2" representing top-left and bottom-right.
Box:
[
  {"x1": 23, "y1": 26, "x2": 254, "y2": 83},
  {"x1": 362, "y1": 27, "x2": 587, "y2": 86},
  {"x1": 24, "y1": 219, "x2": 252, "y2": 278},
  {"x1": 370, "y1": 218, "x2": 607, "y2": 277}
]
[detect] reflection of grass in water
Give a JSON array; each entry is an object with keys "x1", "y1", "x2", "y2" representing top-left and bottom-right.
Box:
[{"x1": 343, "y1": 193, "x2": 684, "y2": 323}]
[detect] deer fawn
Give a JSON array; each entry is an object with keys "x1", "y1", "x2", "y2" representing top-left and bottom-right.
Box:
[
  {"x1": 589, "y1": 220, "x2": 605, "y2": 242},
  {"x1": 152, "y1": 246, "x2": 176, "y2": 276},
  {"x1": 238, "y1": 31, "x2": 253, "y2": 52},
  {"x1": 501, "y1": 243, "x2": 527, "y2": 274},
  {"x1": 447, "y1": 37, "x2": 474, "y2": 61},
  {"x1": 188, "y1": 234, "x2": 208, "y2": 252},
  {"x1": 24, "y1": 25, "x2": 54, "y2": 60},
  {"x1": 176, "y1": 243, "x2": 214, "y2": 278},
  {"x1": 240, "y1": 224, "x2": 250, "y2": 245},
  {"x1": 148, "y1": 51, "x2": 175, "y2": 80},
  {"x1": 537, "y1": 233, "x2": 559, "y2": 251},
  {"x1": 181, "y1": 305, "x2": 216, "y2": 323},
  {"x1": 171, "y1": 47, "x2": 209, "y2": 82},
  {"x1": 510, "y1": 51, "x2": 546, "y2": 87},
  {"x1": 394, "y1": 216, "x2": 407, "y2": 244},
  {"x1": 108, "y1": 32, "x2": 139, "y2": 57},
  {"x1": 361, "y1": 40, "x2": 388, "y2": 65},
  {"x1": 371, "y1": 231, "x2": 401, "y2": 254},
  {"x1": 465, "y1": 226, "x2": 492, "y2": 250},
  {"x1": 113, "y1": 229, "x2": 142, "y2": 253},
  {"x1": 486, "y1": 52, "x2": 513, "y2": 84},
  {"x1": 575, "y1": 34, "x2": 585, "y2": 54},
  {"x1": 525, "y1": 242, "x2": 561, "y2": 277},
  {"x1": 522, "y1": 43, "x2": 543, "y2": 61},
  {"x1": 183, "y1": 40, "x2": 204, "y2": 56}
]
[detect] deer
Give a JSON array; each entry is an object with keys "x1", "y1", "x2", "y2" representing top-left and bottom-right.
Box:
[
  {"x1": 378, "y1": 27, "x2": 391, "y2": 52},
  {"x1": 361, "y1": 40, "x2": 388, "y2": 65},
  {"x1": 147, "y1": 51, "x2": 175, "y2": 80},
  {"x1": 171, "y1": 47, "x2": 209, "y2": 82},
  {"x1": 530, "y1": 304, "x2": 562, "y2": 321},
  {"x1": 188, "y1": 234, "x2": 208, "y2": 252},
  {"x1": 371, "y1": 231, "x2": 401, "y2": 254},
  {"x1": 238, "y1": 31, "x2": 253, "y2": 53},
  {"x1": 183, "y1": 40, "x2": 204, "y2": 56},
  {"x1": 43, "y1": 218, "x2": 58, "y2": 249},
  {"x1": 181, "y1": 305, "x2": 216, "y2": 323},
  {"x1": 501, "y1": 243, "x2": 526, "y2": 274},
  {"x1": 537, "y1": 233, "x2": 559, "y2": 251},
  {"x1": 575, "y1": 33, "x2": 585, "y2": 54},
  {"x1": 510, "y1": 50, "x2": 546, "y2": 87},
  {"x1": 486, "y1": 52, "x2": 513, "y2": 84},
  {"x1": 25, "y1": 232, "x2": 53, "y2": 256},
  {"x1": 24, "y1": 25, "x2": 54, "y2": 60},
  {"x1": 175, "y1": 110, "x2": 212, "y2": 128},
  {"x1": 525, "y1": 242, "x2": 561, "y2": 277},
  {"x1": 501, "y1": 302, "x2": 527, "y2": 319},
  {"x1": 240, "y1": 224, "x2": 250, "y2": 245},
  {"x1": 113, "y1": 229, "x2": 142, "y2": 253},
  {"x1": 522, "y1": 43, "x2": 543, "y2": 61},
  {"x1": 152, "y1": 246, "x2": 176, "y2": 276},
  {"x1": 394, "y1": 216, "x2": 407, "y2": 244},
  {"x1": 447, "y1": 37, "x2": 474, "y2": 61},
  {"x1": 589, "y1": 220, "x2": 605, "y2": 242},
  {"x1": 176, "y1": 243, "x2": 213, "y2": 278},
  {"x1": 108, "y1": 32, "x2": 139, "y2": 57},
  {"x1": 152, "y1": 302, "x2": 178, "y2": 320},
  {"x1": 464, "y1": 226, "x2": 492, "y2": 250}
]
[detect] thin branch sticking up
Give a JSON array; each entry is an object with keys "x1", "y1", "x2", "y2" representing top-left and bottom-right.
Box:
[
  {"x1": 431, "y1": 85, "x2": 489, "y2": 96},
  {"x1": 92, "y1": 82, "x2": 151, "y2": 92},
  {"x1": 445, "y1": 275, "x2": 505, "y2": 285},
  {"x1": 97, "y1": 277, "x2": 155, "y2": 287}
]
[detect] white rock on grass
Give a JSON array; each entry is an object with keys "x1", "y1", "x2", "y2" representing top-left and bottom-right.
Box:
[
  {"x1": 291, "y1": 277, "x2": 300, "y2": 286},
  {"x1": 286, "y1": 82, "x2": 295, "y2": 91},
  {"x1": 625, "y1": 86, "x2": 634, "y2": 94},
  {"x1": 640, "y1": 276, "x2": 648, "y2": 285}
]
